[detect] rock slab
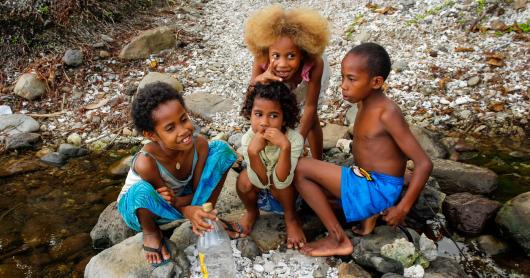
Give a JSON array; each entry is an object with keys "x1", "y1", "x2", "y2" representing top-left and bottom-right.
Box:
[
  {"x1": 184, "y1": 93, "x2": 234, "y2": 121},
  {"x1": 138, "y1": 72, "x2": 184, "y2": 94},
  {"x1": 495, "y1": 191, "x2": 530, "y2": 255},
  {"x1": 90, "y1": 201, "x2": 136, "y2": 249},
  {"x1": 0, "y1": 114, "x2": 39, "y2": 136},
  {"x1": 443, "y1": 192, "x2": 501, "y2": 235},
  {"x1": 431, "y1": 158, "x2": 497, "y2": 194},
  {"x1": 120, "y1": 26, "x2": 176, "y2": 60},
  {"x1": 13, "y1": 73, "x2": 46, "y2": 100}
]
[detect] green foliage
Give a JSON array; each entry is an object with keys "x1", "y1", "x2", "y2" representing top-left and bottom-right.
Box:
[
  {"x1": 37, "y1": 5, "x2": 50, "y2": 15},
  {"x1": 476, "y1": 0, "x2": 486, "y2": 14},
  {"x1": 406, "y1": 0, "x2": 455, "y2": 26},
  {"x1": 344, "y1": 14, "x2": 365, "y2": 40}
]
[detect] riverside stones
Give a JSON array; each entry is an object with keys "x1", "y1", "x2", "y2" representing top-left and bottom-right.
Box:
[
  {"x1": 404, "y1": 177, "x2": 446, "y2": 228},
  {"x1": 338, "y1": 262, "x2": 371, "y2": 278},
  {"x1": 495, "y1": 191, "x2": 530, "y2": 255},
  {"x1": 0, "y1": 114, "x2": 39, "y2": 135},
  {"x1": 410, "y1": 126, "x2": 447, "y2": 159},
  {"x1": 138, "y1": 72, "x2": 184, "y2": 94},
  {"x1": 322, "y1": 123, "x2": 350, "y2": 150},
  {"x1": 431, "y1": 159, "x2": 497, "y2": 194},
  {"x1": 443, "y1": 192, "x2": 501, "y2": 235},
  {"x1": 119, "y1": 26, "x2": 176, "y2": 60},
  {"x1": 13, "y1": 73, "x2": 47, "y2": 100},
  {"x1": 108, "y1": 155, "x2": 133, "y2": 177},
  {"x1": 40, "y1": 152, "x2": 67, "y2": 167},
  {"x1": 5, "y1": 132, "x2": 40, "y2": 150},
  {"x1": 183, "y1": 93, "x2": 234, "y2": 121},
  {"x1": 62, "y1": 49, "x2": 83, "y2": 67},
  {"x1": 90, "y1": 201, "x2": 136, "y2": 248},
  {"x1": 57, "y1": 143, "x2": 88, "y2": 158}
]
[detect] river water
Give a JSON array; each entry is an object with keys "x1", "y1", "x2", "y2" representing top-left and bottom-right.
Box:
[{"x1": 0, "y1": 138, "x2": 528, "y2": 277}]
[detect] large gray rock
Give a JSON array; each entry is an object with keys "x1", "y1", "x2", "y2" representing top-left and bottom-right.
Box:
[
  {"x1": 184, "y1": 93, "x2": 234, "y2": 121},
  {"x1": 84, "y1": 233, "x2": 182, "y2": 278},
  {"x1": 62, "y1": 49, "x2": 83, "y2": 67},
  {"x1": 431, "y1": 158, "x2": 497, "y2": 194},
  {"x1": 495, "y1": 191, "x2": 530, "y2": 255},
  {"x1": 352, "y1": 225, "x2": 420, "y2": 274},
  {"x1": 170, "y1": 221, "x2": 197, "y2": 252},
  {"x1": 138, "y1": 72, "x2": 183, "y2": 94},
  {"x1": 443, "y1": 192, "x2": 501, "y2": 235},
  {"x1": 404, "y1": 177, "x2": 446, "y2": 228},
  {"x1": 0, "y1": 114, "x2": 39, "y2": 136},
  {"x1": 119, "y1": 26, "x2": 176, "y2": 60},
  {"x1": 322, "y1": 123, "x2": 350, "y2": 150},
  {"x1": 40, "y1": 152, "x2": 67, "y2": 167},
  {"x1": 90, "y1": 201, "x2": 136, "y2": 249},
  {"x1": 338, "y1": 262, "x2": 371, "y2": 278},
  {"x1": 249, "y1": 213, "x2": 284, "y2": 252},
  {"x1": 344, "y1": 105, "x2": 358, "y2": 125},
  {"x1": 57, "y1": 143, "x2": 88, "y2": 158},
  {"x1": 5, "y1": 132, "x2": 40, "y2": 150},
  {"x1": 410, "y1": 126, "x2": 447, "y2": 159},
  {"x1": 424, "y1": 257, "x2": 466, "y2": 278},
  {"x1": 216, "y1": 170, "x2": 244, "y2": 215},
  {"x1": 13, "y1": 73, "x2": 47, "y2": 100}
]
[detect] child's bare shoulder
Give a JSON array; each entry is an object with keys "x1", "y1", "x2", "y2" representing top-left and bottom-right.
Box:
[
  {"x1": 134, "y1": 144, "x2": 159, "y2": 175},
  {"x1": 195, "y1": 135, "x2": 209, "y2": 154}
]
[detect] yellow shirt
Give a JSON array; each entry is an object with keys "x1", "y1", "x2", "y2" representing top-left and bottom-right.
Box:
[{"x1": 241, "y1": 128, "x2": 304, "y2": 189}]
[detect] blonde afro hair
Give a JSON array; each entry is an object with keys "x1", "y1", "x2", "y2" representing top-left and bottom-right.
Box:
[{"x1": 244, "y1": 5, "x2": 330, "y2": 62}]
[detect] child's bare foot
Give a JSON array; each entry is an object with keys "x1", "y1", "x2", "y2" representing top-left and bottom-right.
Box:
[
  {"x1": 142, "y1": 232, "x2": 170, "y2": 265},
  {"x1": 351, "y1": 214, "x2": 378, "y2": 236},
  {"x1": 299, "y1": 234, "x2": 353, "y2": 257},
  {"x1": 238, "y1": 209, "x2": 259, "y2": 237},
  {"x1": 285, "y1": 214, "x2": 306, "y2": 249}
]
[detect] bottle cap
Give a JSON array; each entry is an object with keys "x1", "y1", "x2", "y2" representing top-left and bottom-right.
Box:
[{"x1": 202, "y1": 202, "x2": 213, "y2": 212}]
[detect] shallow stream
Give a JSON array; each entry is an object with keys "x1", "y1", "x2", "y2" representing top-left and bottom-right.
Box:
[{"x1": 0, "y1": 137, "x2": 528, "y2": 277}]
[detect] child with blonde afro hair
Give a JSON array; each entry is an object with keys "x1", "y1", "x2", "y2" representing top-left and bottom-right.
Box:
[{"x1": 244, "y1": 4, "x2": 330, "y2": 160}]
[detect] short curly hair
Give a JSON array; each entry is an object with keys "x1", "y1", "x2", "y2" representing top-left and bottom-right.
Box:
[
  {"x1": 244, "y1": 5, "x2": 330, "y2": 63},
  {"x1": 132, "y1": 82, "x2": 186, "y2": 132},
  {"x1": 348, "y1": 43, "x2": 391, "y2": 80},
  {"x1": 241, "y1": 81, "x2": 300, "y2": 131}
]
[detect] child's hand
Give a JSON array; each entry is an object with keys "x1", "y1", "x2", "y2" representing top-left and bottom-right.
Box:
[
  {"x1": 157, "y1": 186, "x2": 176, "y2": 206},
  {"x1": 381, "y1": 206, "x2": 408, "y2": 227},
  {"x1": 181, "y1": 206, "x2": 218, "y2": 236},
  {"x1": 248, "y1": 132, "x2": 267, "y2": 155},
  {"x1": 255, "y1": 60, "x2": 283, "y2": 84},
  {"x1": 263, "y1": 128, "x2": 290, "y2": 150}
]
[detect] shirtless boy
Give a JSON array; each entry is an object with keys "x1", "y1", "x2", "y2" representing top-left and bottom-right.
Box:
[{"x1": 294, "y1": 43, "x2": 433, "y2": 256}]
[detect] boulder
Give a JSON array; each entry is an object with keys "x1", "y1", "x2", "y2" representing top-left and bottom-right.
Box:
[
  {"x1": 431, "y1": 158, "x2": 497, "y2": 194},
  {"x1": 108, "y1": 155, "x2": 133, "y2": 177},
  {"x1": 338, "y1": 262, "x2": 371, "y2": 278},
  {"x1": 235, "y1": 237, "x2": 261, "y2": 259},
  {"x1": 249, "y1": 213, "x2": 284, "y2": 252},
  {"x1": 138, "y1": 72, "x2": 183, "y2": 94},
  {"x1": 62, "y1": 49, "x2": 83, "y2": 67},
  {"x1": 424, "y1": 257, "x2": 466, "y2": 278},
  {"x1": 344, "y1": 105, "x2": 358, "y2": 125},
  {"x1": 90, "y1": 201, "x2": 136, "y2": 249},
  {"x1": 0, "y1": 114, "x2": 39, "y2": 135},
  {"x1": 5, "y1": 132, "x2": 40, "y2": 150},
  {"x1": 170, "y1": 221, "x2": 197, "y2": 252},
  {"x1": 404, "y1": 177, "x2": 446, "y2": 228},
  {"x1": 443, "y1": 192, "x2": 501, "y2": 235},
  {"x1": 13, "y1": 73, "x2": 47, "y2": 100},
  {"x1": 119, "y1": 26, "x2": 176, "y2": 60},
  {"x1": 57, "y1": 143, "x2": 88, "y2": 158},
  {"x1": 184, "y1": 93, "x2": 234, "y2": 121},
  {"x1": 474, "y1": 235, "x2": 509, "y2": 256},
  {"x1": 410, "y1": 126, "x2": 447, "y2": 159},
  {"x1": 495, "y1": 191, "x2": 530, "y2": 255},
  {"x1": 84, "y1": 233, "x2": 183, "y2": 278},
  {"x1": 322, "y1": 123, "x2": 350, "y2": 150},
  {"x1": 40, "y1": 152, "x2": 67, "y2": 167}
]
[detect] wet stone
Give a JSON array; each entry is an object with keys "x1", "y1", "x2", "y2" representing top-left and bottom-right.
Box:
[
  {"x1": 41, "y1": 152, "x2": 68, "y2": 167},
  {"x1": 6, "y1": 132, "x2": 40, "y2": 150},
  {"x1": 58, "y1": 143, "x2": 88, "y2": 158},
  {"x1": 63, "y1": 49, "x2": 83, "y2": 67}
]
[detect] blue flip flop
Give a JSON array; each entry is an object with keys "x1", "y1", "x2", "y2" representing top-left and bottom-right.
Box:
[{"x1": 143, "y1": 236, "x2": 172, "y2": 268}]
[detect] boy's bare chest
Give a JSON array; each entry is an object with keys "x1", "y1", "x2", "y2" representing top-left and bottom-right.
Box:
[{"x1": 353, "y1": 110, "x2": 386, "y2": 140}]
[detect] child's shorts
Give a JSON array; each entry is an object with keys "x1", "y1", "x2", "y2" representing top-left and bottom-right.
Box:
[
  {"x1": 257, "y1": 189, "x2": 302, "y2": 215},
  {"x1": 340, "y1": 166, "x2": 404, "y2": 223}
]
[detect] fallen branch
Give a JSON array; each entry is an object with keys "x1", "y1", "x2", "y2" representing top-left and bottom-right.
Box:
[{"x1": 27, "y1": 111, "x2": 66, "y2": 118}]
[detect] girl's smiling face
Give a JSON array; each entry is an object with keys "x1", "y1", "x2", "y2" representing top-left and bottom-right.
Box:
[
  {"x1": 268, "y1": 36, "x2": 303, "y2": 81},
  {"x1": 148, "y1": 100, "x2": 194, "y2": 151},
  {"x1": 250, "y1": 97, "x2": 285, "y2": 134}
]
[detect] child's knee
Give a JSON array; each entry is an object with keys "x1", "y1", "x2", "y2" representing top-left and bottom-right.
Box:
[{"x1": 236, "y1": 174, "x2": 254, "y2": 193}]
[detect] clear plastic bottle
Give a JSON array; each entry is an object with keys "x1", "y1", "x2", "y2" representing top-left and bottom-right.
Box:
[{"x1": 197, "y1": 202, "x2": 237, "y2": 278}]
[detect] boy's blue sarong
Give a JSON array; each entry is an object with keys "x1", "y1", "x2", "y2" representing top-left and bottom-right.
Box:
[
  {"x1": 340, "y1": 166, "x2": 403, "y2": 223},
  {"x1": 118, "y1": 140, "x2": 237, "y2": 231}
]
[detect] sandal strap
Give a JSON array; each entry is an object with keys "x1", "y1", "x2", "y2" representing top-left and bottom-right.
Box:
[{"x1": 142, "y1": 236, "x2": 164, "y2": 254}]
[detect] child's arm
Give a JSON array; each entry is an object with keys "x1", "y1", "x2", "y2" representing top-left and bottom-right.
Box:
[
  {"x1": 246, "y1": 132, "x2": 269, "y2": 186},
  {"x1": 250, "y1": 60, "x2": 282, "y2": 85},
  {"x1": 299, "y1": 57, "x2": 324, "y2": 139},
  {"x1": 263, "y1": 128, "x2": 291, "y2": 182},
  {"x1": 265, "y1": 129, "x2": 304, "y2": 187},
  {"x1": 380, "y1": 106, "x2": 433, "y2": 226}
]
